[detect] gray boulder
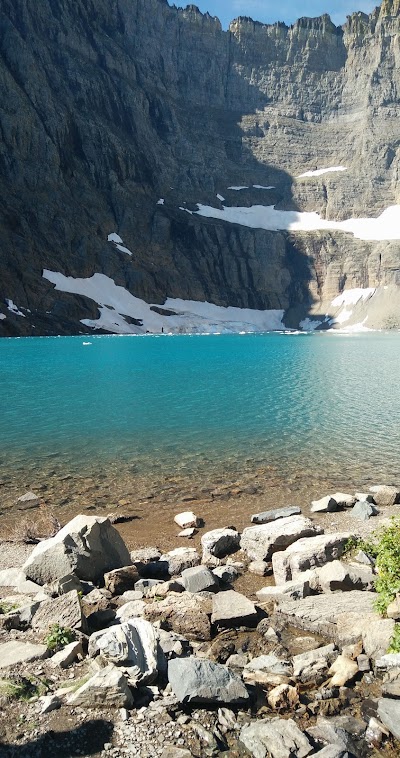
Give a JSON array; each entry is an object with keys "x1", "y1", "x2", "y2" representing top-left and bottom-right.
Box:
[
  {"x1": 377, "y1": 698, "x2": 400, "y2": 740},
  {"x1": 201, "y1": 528, "x2": 241, "y2": 559},
  {"x1": 350, "y1": 501, "x2": 378, "y2": 520},
  {"x1": 158, "y1": 547, "x2": 201, "y2": 576},
  {"x1": 241, "y1": 516, "x2": 322, "y2": 562},
  {"x1": 272, "y1": 533, "x2": 352, "y2": 585},
  {"x1": 50, "y1": 640, "x2": 83, "y2": 668},
  {"x1": 211, "y1": 590, "x2": 257, "y2": 627},
  {"x1": 31, "y1": 589, "x2": 86, "y2": 631},
  {"x1": 256, "y1": 574, "x2": 314, "y2": 603},
  {"x1": 168, "y1": 657, "x2": 249, "y2": 704},
  {"x1": 104, "y1": 565, "x2": 139, "y2": 595},
  {"x1": 329, "y1": 493, "x2": 356, "y2": 508},
  {"x1": 244, "y1": 654, "x2": 292, "y2": 677},
  {"x1": 293, "y1": 644, "x2": 337, "y2": 680},
  {"x1": 251, "y1": 506, "x2": 301, "y2": 524},
  {"x1": 240, "y1": 718, "x2": 313, "y2": 758},
  {"x1": 23, "y1": 515, "x2": 131, "y2": 585},
  {"x1": 181, "y1": 565, "x2": 219, "y2": 593},
  {"x1": 16, "y1": 491, "x2": 40, "y2": 509},
  {"x1": 317, "y1": 560, "x2": 375, "y2": 593}
]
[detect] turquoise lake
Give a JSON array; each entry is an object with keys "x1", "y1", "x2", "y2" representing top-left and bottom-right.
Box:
[{"x1": 0, "y1": 332, "x2": 399, "y2": 487}]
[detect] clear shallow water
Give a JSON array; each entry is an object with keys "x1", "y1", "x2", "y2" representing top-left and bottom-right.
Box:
[{"x1": 0, "y1": 332, "x2": 399, "y2": 484}]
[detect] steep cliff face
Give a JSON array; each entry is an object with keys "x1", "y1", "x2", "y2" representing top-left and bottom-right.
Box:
[{"x1": 0, "y1": 0, "x2": 399, "y2": 335}]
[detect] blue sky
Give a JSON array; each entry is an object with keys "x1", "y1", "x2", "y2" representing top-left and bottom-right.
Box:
[{"x1": 171, "y1": 1, "x2": 377, "y2": 28}]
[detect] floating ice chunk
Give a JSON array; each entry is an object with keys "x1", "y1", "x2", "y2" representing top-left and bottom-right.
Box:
[
  {"x1": 6, "y1": 299, "x2": 26, "y2": 317},
  {"x1": 82, "y1": 341, "x2": 92, "y2": 345},
  {"x1": 227, "y1": 186, "x2": 248, "y2": 190},
  {"x1": 216, "y1": 194, "x2": 225, "y2": 201},
  {"x1": 298, "y1": 166, "x2": 347, "y2": 178},
  {"x1": 157, "y1": 199, "x2": 165, "y2": 205},
  {"x1": 253, "y1": 185, "x2": 275, "y2": 189},
  {"x1": 0, "y1": 313, "x2": 6, "y2": 320},
  {"x1": 299, "y1": 318, "x2": 323, "y2": 331},
  {"x1": 108, "y1": 233, "x2": 123, "y2": 244}
]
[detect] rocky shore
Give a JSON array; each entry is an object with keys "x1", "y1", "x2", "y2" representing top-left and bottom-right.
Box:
[{"x1": 0, "y1": 486, "x2": 400, "y2": 758}]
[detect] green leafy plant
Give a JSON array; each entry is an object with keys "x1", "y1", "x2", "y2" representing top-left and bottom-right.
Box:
[
  {"x1": 388, "y1": 624, "x2": 400, "y2": 654},
  {"x1": 372, "y1": 517, "x2": 400, "y2": 616},
  {"x1": 0, "y1": 601, "x2": 17, "y2": 615},
  {"x1": 343, "y1": 535, "x2": 378, "y2": 558},
  {"x1": 44, "y1": 623, "x2": 76, "y2": 652}
]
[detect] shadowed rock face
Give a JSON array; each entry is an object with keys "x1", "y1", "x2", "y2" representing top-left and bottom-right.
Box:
[{"x1": 0, "y1": 0, "x2": 399, "y2": 336}]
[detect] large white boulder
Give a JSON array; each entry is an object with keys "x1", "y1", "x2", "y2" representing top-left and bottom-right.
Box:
[
  {"x1": 272, "y1": 533, "x2": 352, "y2": 585},
  {"x1": 23, "y1": 515, "x2": 131, "y2": 585},
  {"x1": 89, "y1": 618, "x2": 158, "y2": 684}
]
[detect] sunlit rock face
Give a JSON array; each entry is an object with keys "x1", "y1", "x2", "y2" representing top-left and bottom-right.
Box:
[{"x1": 0, "y1": 0, "x2": 399, "y2": 335}]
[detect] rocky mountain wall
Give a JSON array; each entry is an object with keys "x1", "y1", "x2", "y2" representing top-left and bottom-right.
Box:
[{"x1": 0, "y1": 0, "x2": 399, "y2": 335}]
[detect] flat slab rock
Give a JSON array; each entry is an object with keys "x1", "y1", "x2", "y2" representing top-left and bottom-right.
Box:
[
  {"x1": 31, "y1": 589, "x2": 86, "y2": 631},
  {"x1": 68, "y1": 663, "x2": 134, "y2": 708},
  {"x1": 240, "y1": 516, "x2": 323, "y2": 562},
  {"x1": 240, "y1": 717, "x2": 313, "y2": 758},
  {"x1": 144, "y1": 592, "x2": 212, "y2": 641},
  {"x1": 275, "y1": 591, "x2": 375, "y2": 639},
  {"x1": 211, "y1": 590, "x2": 257, "y2": 627},
  {"x1": 0, "y1": 640, "x2": 48, "y2": 669},
  {"x1": 251, "y1": 506, "x2": 301, "y2": 524},
  {"x1": 168, "y1": 657, "x2": 249, "y2": 705}
]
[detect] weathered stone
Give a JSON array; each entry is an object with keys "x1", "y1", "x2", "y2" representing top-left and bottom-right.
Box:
[
  {"x1": 272, "y1": 533, "x2": 352, "y2": 585},
  {"x1": 372, "y1": 485, "x2": 400, "y2": 507},
  {"x1": 240, "y1": 718, "x2": 312, "y2": 758},
  {"x1": 311, "y1": 496, "x2": 338, "y2": 513},
  {"x1": 23, "y1": 515, "x2": 131, "y2": 585},
  {"x1": 376, "y1": 653, "x2": 400, "y2": 670},
  {"x1": 174, "y1": 511, "x2": 199, "y2": 529},
  {"x1": 159, "y1": 548, "x2": 201, "y2": 576},
  {"x1": 328, "y1": 655, "x2": 358, "y2": 686},
  {"x1": 161, "y1": 748, "x2": 193, "y2": 758},
  {"x1": 268, "y1": 684, "x2": 299, "y2": 711},
  {"x1": 0, "y1": 640, "x2": 48, "y2": 668},
  {"x1": 0, "y1": 568, "x2": 42, "y2": 595},
  {"x1": 211, "y1": 590, "x2": 257, "y2": 627},
  {"x1": 362, "y1": 618, "x2": 396, "y2": 660},
  {"x1": 377, "y1": 698, "x2": 400, "y2": 740},
  {"x1": 293, "y1": 644, "x2": 337, "y2": 679},
  {"x1": 354, "y1": 550, "x2": 375, "y2": 566},
  {"x1": 104, "y1": 565, "x2": 139, "y2": 595},
  {"x1": 330, "y1": 493, "x2": 356, "y2": 508},
  {"x1": 181, "y1": 565, "x2": 219, "y2": 593},
  {"x1": 50, "y1": 640, "x2": 83, "y2": 668},
  {"x1": 157, "y1": 628, "x2": 191, "y2": 659},
  {"x1": 251, "y1": 506, "x2": 301, "y2": 524},
  {"x1": 212, "y1": 565, "x2": 240, "y2": 583},
  {"x1": 147, "y1": 579, "x2": 185, "y2": 597},
  {"x1": 201, "y1": 528, "x2": 240, "y2": 559},
  {"x1": 241, "y1": 516, "x2": 322, "y2": 562},
  {"x1": 307, "y1": 716, "x2": 362, "y2": 753},
  {"x1": 116, "y1": 590, "x2": 144, "y2": 604},
  {"x1": 144, "y1": 592, "x2": 212, "y2": 641},
  {"x1": 115, "y1": 600, "x2": 146, "y2": 621},
  {"x1": 16, "y1": 491, "x2": 40, "y2": 509},
  {"x1": 49, "y1": 574, "x2": 84, "y2": 596},
  {"x1": 317, "y1": 560, "x2": 375, "y2": 593},
  {"x1": 311, "y1": 748, "x2": 349, "y2": 758},
  {"x1": 135, "y1": 578, "x2": 164, "y2": 595},
  {"x1": 256, "y1": 574, "x2": 314, "y2": 603},
  {"x1": 178, "y1": 528, "x2": 196, "y2": 538},
  {"x1": 350, "y1": 501, "x2": 378, "y2": 521},
  {"x1": 245, "y1": 654, "x2": 292, "y2": 677},
  {"x1": 68, "y1": 663, "x2": 134, "y2": 708},
  {"x1": 90, "y1": 619, "x2": 158, "y2": 684},
  {"x1": 130, "y1": 547, "x2": 161, "y2": 565},
  {"x1": 248, "y1": 561, "x2": 271, "y2": 577},
  {"x1": 355, "y1": 493, "x2": 375, "y2": 503},
  {"x1": 386, "y1": 595, "x2": 400, "y2": 620},
  {"x1": 168, "y1": 657, "x2": 249, "y2": 704},
  {"x1": 276, "y1": 591, "x2": 375, "y2": 639},
  {"x1": 32, "y1": 589, "x2": 86, "y2": 631}
]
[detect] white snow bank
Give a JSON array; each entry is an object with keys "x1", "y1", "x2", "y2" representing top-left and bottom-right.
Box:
[
  {"x1": 0, "y1": 313, "x2": 6, "y2": 321},
  {"x1": 6, "y1": 299, "x2": 25, "y2": 317},
  {"x1": 331, "y1": 288, "x2": 376, "y2": 307},
  {"x1": 185, "y1": 203, "x2": 400, "y2": 241},
  {"x1": 328, "y1": 318, "x2": 372, "y2": 333},
  {"x1": 107, "y1": 232, "x2": 132, "y2": 256},
  {"x1": 298, "y1": 166, "x2": 347, "y2": 178},
  {"x1": 43, "y1": 271, "x2": 285, "y2": 335}
]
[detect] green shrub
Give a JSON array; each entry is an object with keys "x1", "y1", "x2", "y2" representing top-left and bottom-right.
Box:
[
  {"x1": 388, "y1": 624, "x2": 400, "y2": 654},
  {"x1": 373, "y1": 517, "x2": 400, "y2": 616},
  {"x1": 44, "y1": 623, "x2": 76, "y2": 651}
]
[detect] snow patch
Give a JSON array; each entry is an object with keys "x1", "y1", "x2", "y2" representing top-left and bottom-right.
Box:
[
  {"x1": 331, "y1": 288, "x2": 376, "y2": 307},
  {"x1": 298, "y1": 166, "x2": 347, "y2": 178},
  {"x1": 107, "y1": 232, "x2": 133, "y2": 256},
  {"x1": 185, "y1": 203, "x2": 400, "y2": 242},
  {"x1": 328, "y1": 318, "x2": 372, "y2": 333},
  {"x1": 253, "y1": 185, "x2": 275, "y2": 190},
  {"x1": 227, "y1": 186, "x2": 248, "y2": 191},
  {"x1": 0, "y1": 313, "x2": 6, "y2": 321},
  {"x1": 216, "y1": 194, "x2": 225, "y2": 201},
  {"x1": 6, "y1": 299, "x2": 26, "y2": 317},
  {"x1": 157, "y1": 199, "x2": 165, "y2": 205},
  {"x1": 42, "y1": 270, "x2": 285, "y2": 335}
]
